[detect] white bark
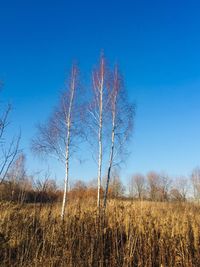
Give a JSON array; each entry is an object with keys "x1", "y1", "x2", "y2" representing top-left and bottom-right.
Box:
[
  {"x1": 103, "y1": 113, "x2": 115, "y2": 209},
  {"x1": 97, "y1": 58, "x2": 104, "y2": 212},
  {"x1": 103, "y1": 81, "x2": 117, "y2": 209},
  {"x1": 61, "y1": 67, "x2": 76, "y2": 220}
]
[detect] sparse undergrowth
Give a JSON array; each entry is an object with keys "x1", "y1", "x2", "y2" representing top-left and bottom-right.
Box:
[{"x1": 0, "y1": 200, "x2": 200, "y2": 267}]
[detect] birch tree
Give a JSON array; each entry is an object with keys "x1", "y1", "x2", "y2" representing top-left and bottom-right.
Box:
[
  {"x1": 103, "y1": 66, "x2": 134, "y2": 209},
  {"x1": 170, "y1": 176, "x2": 189, "y2": 201},
  {"x1": 0, "y1": 88, "x2": 20, "y2": 184},
  {"x1": 130, "y1": 173, "x2": 146, "y2": 200},
  {"x1": 32, "y1": 65, "x2": 80, "y2": 219},
  {"x1": 147, "y1": 171, "x2": 160, "y2": 201},
  {"x1": 191, "y1": 168, "x2": 200, "y2": 201},
  {"x1": 87, "y1": 55, "x2": 108, "y2": 212}
]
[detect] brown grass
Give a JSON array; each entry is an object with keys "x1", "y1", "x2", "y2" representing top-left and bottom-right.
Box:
[{"x1": 0, "y1": 200, "x2": 200, "y2": 266}]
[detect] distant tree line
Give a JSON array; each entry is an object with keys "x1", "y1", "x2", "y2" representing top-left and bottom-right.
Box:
[
  {"x1": 129, "y1": 169, "x2": 200, "y2": 202},
  {"x1": 0, "y1": 153, "x2": 125, "y2": 204},
  {"x1": 1, "y1": 152, "x2": 200, "y2": 204}
]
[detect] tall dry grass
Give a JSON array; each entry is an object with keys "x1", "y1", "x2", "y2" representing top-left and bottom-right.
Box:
[{"x1": 0, "y1": 200, "x2": 200, "y2": 266}]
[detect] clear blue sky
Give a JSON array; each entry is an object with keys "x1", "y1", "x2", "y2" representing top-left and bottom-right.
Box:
[{"x1": 1, "y1": 0, "x2": 200, "y2": 184}]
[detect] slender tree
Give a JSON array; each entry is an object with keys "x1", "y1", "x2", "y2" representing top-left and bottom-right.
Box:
[
  {"x1": 87, "y1": 55, "x2": 108, "y2": 212},
  {"x1": 32, "y1": 64, "x2": 80, "y2": 219},
  {"x1": 170, "y1": 176, "x2": 189, "y2": 202},
  {"x1": 147, "y1": 171, "x2": 160, "y2": 201},
  {"x1": 0, "y1": 89, "x2": 20, "y2": 184},
  {"x1": 108, "y1": 170, "x2": 125, "y2": 198},
  {"x1": 159, "y1": 173, "x2": 172, "y2": 201},
  {"x1": 103, "y1": 65, "x2": 134, "y2": 209},
  {"x1": 191, "y1": 167, "x2": 200, "y2": 201},
  {"x1": 130, "y1": 173, "x2": 146, "y2": 200}
]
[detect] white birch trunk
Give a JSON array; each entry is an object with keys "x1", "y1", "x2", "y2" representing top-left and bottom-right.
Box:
[
  {"x1": 61, "y1": 131, "x2": 70, "y2": 220},
  {"x1": 103, "y1": 114, "x2": 115, "y2": 209},
  {"x1": 97, "y1": 58, "x2": 104, "y2": 212},
  {"x1": 104, "y1": 68, "x2": 118, "y2": 209},
  {"x1": 61, "y1": 67, "x2": 76, "y2": 220}
]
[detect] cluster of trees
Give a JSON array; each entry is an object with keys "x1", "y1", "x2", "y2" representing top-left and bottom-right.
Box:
[
  {"x1": 0, "y1": 54, "x2": 134, "y2": 219},
  {"x1": 0, "y1": 90, "x2": 20, "y2": 185},
  {"x1": 0, "y1": 153, "x2": 62, "y2": 203},
  {"x1": 32, "y1": 55, "x2": 134, "y2": 219},
  {"x1": 129, "y1": 169, "x2": 200, "y2": 202},
  {"x1": 0, "y1": 153, "x2": 124, "y2": 204},
  {"x1": 2, "y1": 159, "x2": 200, "y2": 205}
]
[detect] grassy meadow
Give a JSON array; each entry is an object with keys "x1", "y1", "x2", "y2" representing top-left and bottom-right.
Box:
[{"x1": 1, "y1": 200, "x2": 200, "y2": 267}]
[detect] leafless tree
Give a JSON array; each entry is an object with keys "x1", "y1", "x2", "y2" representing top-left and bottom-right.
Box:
[
  {"x1": 170, "y1": 176, "x2": 188, "y2": 201},
  {"x1": 34, "y1": 173, "x2": 57, "y2": 194},
  {"x1": 130, "y1": 173, "x2": 146, "y2": 200},
  {"x1": 158, "y1": 173, "x2": 171, "y2": 201},
  {"x1": 147, "y1": 172, "x2": 158, "y2": 200},
  {"x1": 147, "y1": 172, "x2": 172, "y2": 201},
  {"x1": 103, "y1": 65, "x2": 134, "y2": 209},
  {"x1": 191, "y1": 167, "x2": 200, "y2": 201},
  {"x1": 147, "y1": 171, "x2": 161, "y2": 201},
  {"x1": 86, "y1": 55, "x2": 109, "y2": 212},
  {"x1": 6, "y1": 153, "x2": 27, "y2": 201},
  {"x1": 87, "y1": 57, "x2": 134, "y2": 210},
  {"x1": 32, "y1": 64, "x2": 80, "y2": 219},
  {"x1": 108, "y1": 170, "x2": 125, "y2": 198},
  {"x1": 177, "y1": 177, "x2": 189, "y2": 200},
  {"x1": 0, "y1": 89, "x2": 20, "y2": 184}
]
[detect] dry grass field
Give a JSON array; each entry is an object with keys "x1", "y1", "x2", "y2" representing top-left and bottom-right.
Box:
[{"x1": 0, "y1": 200, "x2": 200, "y2": 267}]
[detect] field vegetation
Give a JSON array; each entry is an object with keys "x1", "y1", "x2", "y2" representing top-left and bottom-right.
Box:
[{"x1": 1, "y1": 200, "x2": 200, "y2": 267}]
